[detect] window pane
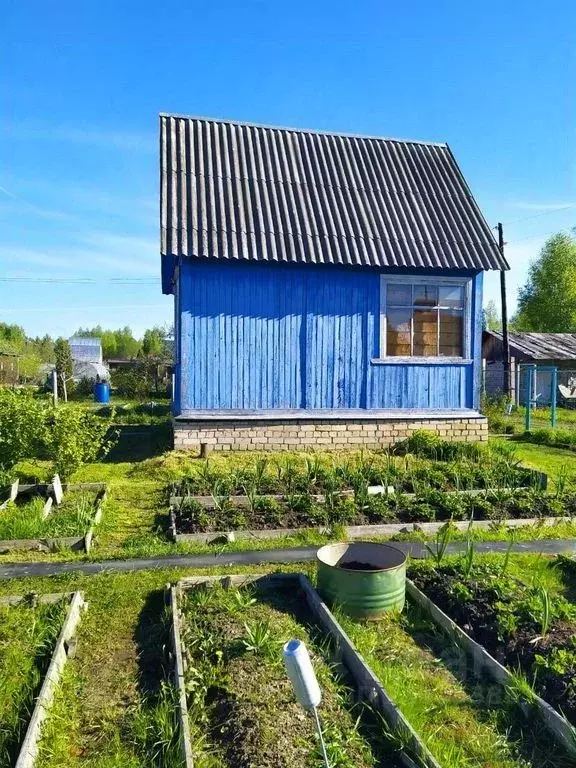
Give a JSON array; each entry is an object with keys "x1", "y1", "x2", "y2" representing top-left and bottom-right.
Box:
[
  {"x1": 439, "y1": 309, "x2": 463, "y2": 356},
  {"x1": 413, "y1": 284, "x2": 438, "y2": 306},
  {"x1": 387, "y1": 308, "x2": 411, "y2": 356},
  {"x1": 413, "y1": 309, "x2": 437, "y2": 356},
  {"x1": 439, "y1": 285, "x2": 464, "y2": 309},
  {"x1": 387, "y1": 283, "x2": 412, "y2": 306}
]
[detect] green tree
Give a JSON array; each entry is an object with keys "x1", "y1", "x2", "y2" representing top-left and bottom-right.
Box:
[
  {"x1": 0, "y1": 323, "x2": 26, "y2": 348},
  {"x1": 483, "y1": 299, "x2": 501, "y2": 331},
  {"x1": 513, "y1": 232, "x2": 576, "y2": 331},
  {"x1": 54, "y1": 337, "x2": 73, "y2": 401},
  {"x1": 75, "y1": 325, "x2": 141, "y2": 359},
  {"x1": 141, "y1": 327, "x2": 165, "y2": 357}
]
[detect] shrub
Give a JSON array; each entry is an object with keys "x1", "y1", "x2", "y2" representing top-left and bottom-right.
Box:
[
  {"x1": 0, "y1": 389, "x2": 48, "y2": 470},
  {"x1": 74, "y1": 377, "x2": 96, "y2": 398},
  {"x1": 44, "y1": 406, "x2": 116, "y2": 479},
  {"x1": 393, "y1": 430, "x2": 483, "y2": 462}
]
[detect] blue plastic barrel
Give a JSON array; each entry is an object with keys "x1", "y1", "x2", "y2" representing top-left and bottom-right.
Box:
[{"x1": 94, "y1": 381, "x2": 110, "y2": 404}]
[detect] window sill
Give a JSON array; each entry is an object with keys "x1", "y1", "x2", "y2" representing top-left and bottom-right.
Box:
[{"x1": 370, "y1": 357, "x2": 473, "y2": 366}]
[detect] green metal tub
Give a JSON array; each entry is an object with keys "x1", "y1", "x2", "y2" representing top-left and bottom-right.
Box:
[{"x1": 316, "y1": 542, "x2": 406, "y2": 619}]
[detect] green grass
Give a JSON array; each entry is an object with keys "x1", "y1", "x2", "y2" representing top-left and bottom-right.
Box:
[
  {"x1": 2, "y1": 441, "x2": 576, "y2": 565},
  {"x1": 9, "y1": 566, "x2": 308, "y2": 768},
  {"x1": 491, "y1": 439, "x2": 576, "y2": 482},
  {"x1": 0, "y1": 597, "x2": 68, "y2": 765},
  {"x1": 488, "y1": 405, "x2": 576, "y2": 433},
  {"x1": 1, "y1": 554, "x2": 571, "y2": 768},
  {"x1": 0, "y1": 492, "x2": 96, "y2": 540}
]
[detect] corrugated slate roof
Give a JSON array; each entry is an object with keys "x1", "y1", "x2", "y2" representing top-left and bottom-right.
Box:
[
  {"x1": 486, "y1": 331, "x2": 576, "y2": 361},
  {"x1": 160, "y1": 114, "x2": 507, "y2": 272}
]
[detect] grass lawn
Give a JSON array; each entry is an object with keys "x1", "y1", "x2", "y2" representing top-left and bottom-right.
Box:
[
  {"x1": 490, "y1": 438, "x2": 576, "y2": 481},
  {"x1": 0, "y1": 491, "x2": 97, "y2": 541},
  {"x1": 488, "y1": 405, "x2": 576, "y2": 434},
  {"x1": 341, "y1": 600, "x2": 570, "y2": 767}
]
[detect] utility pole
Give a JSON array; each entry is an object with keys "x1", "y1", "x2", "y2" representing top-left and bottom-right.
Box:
[{"x1": 498, "y1": 223, "x2": 510, "y2": 398}]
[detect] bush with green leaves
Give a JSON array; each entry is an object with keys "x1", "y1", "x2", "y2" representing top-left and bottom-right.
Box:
[
  {"x1": 0, "y1": 389, "x2": 48, "y2": 471},
  {"x1": 44, "y1": 405, "x2": 116, "y2": 479},
  {"x1": 0, "y1": 389, "x2": 117, "y2": 479}
]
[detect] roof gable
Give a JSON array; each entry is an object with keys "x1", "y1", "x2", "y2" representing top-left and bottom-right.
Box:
[{"x1": 160, "y1": 115, "x2": 507, "y2": 277}]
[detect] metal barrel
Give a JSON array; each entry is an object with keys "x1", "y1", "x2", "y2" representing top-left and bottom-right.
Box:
[{"x1": 316, "y1": 542, "x2": 406, "y2": 618}]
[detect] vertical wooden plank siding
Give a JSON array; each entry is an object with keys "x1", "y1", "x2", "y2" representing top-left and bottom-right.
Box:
[{"x1": 177, "y1": 261, "x2": 480, "y2": 414}]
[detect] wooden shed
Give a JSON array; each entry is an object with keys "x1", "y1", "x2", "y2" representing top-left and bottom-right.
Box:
[{"x1": 161, "y1": 115, "x2": 507, "y2": 450}]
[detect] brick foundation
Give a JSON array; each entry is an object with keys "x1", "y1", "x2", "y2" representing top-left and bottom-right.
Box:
[{"x1": 173, "y1": 415, "x2": 488, "y2": 451}]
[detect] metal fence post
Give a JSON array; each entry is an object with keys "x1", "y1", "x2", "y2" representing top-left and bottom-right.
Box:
[{"x1": 551, "y1": 367, "x2": 558, "y2": 428}]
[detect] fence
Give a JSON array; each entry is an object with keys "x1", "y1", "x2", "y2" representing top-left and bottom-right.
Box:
[{"x1": 483, "y1": 362, "x2": 576, "y2": 433}]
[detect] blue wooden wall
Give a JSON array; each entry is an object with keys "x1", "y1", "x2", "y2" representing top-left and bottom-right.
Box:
[{"x1": 175, "y1": 260, "x2": 483, "y2": 414}]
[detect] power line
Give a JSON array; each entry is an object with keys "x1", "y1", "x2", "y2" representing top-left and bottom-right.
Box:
[
  {"x1": 0, "y1": 277, "x2": 159, "y2": 284},
  {"x1": 500, "y1": 204, "x2": 576, "y2": 227}
]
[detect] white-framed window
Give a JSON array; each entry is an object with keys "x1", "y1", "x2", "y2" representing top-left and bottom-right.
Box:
[{"x1": 379, "y1": 276, "x2": 471, "y2": 359}]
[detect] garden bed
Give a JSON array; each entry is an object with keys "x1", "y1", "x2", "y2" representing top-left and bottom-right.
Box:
[
  {"x1": 409, "y1": 559, "x2": 576, "y2": 756},
  {"x1": 0, "y1": 483, "x2": 106, "y2": 554},
  {"x1": 170, "y1": 573, "x2": 437, "y2": 768},
  {"x1": 168, "y1": 446, "x2": 552, "y2": 543},
  {"x1": 168, "y1": 486, "x2": 568, "y2": 545},
  {"x1": 338, "y1": 586, "x2": 573, "y2": 767},
  {"x1": 0, "y1": 591, "x2": 86, "y2": 767}
]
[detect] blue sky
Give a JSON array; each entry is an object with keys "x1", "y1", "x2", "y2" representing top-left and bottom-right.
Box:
[{"x1": 2, "y1": 0, "x2": 575, "y2": 338}]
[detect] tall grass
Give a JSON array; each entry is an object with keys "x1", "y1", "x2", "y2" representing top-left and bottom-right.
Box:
[
  {"x1": 0, "y1": 492, "x2": 95, "y2": 540},
  {"x1": 0, "y1": 599, "x2": 67, "y2": 765}
]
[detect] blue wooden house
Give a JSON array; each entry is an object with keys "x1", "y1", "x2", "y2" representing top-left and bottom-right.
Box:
[{"x1": 160, "y1": 115, "x2": 507, "y2": 450}]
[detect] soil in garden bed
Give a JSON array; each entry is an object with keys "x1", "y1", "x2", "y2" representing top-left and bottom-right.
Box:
[
  {"x1": 180, "y1": 580, "x2": 400, "y2": 768},
  {"x1": 0, "y1": 598, "x2": 68, "y2": 765},
  {"x1": 0, "y1": 491, "x2": 98, "y2": 541},
  {"x1": 172, "y1": 486, "x2": 573, "y2": 535},
  {"x1": 410, "y1": 561, "x2": 576, "y2": 725}
]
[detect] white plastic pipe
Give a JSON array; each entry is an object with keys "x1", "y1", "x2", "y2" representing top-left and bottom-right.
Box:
[
  {"x1": 283, "y1": 639, "x2": 321, "y2": 710},
  {"x1": 283, "y1": 639, "x2": 330, "y2": 768}
]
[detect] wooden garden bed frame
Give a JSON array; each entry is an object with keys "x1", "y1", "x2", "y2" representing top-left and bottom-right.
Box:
[
  {"x1": 0, "y1": 482, "x2": 107, "y2": 554},
  {"x1": 4, "y1": 591, "x2": 87, "y2": 768},
  {"x1": 169, "y1": 573, "x2": 438, "y2": 768},
  {"x1": 407, "y1": 579, "x2": 576, "y2": 757}
]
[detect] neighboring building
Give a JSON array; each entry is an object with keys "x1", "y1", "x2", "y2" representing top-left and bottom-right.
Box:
[
  {"x1": 68, "y1": 336, "x2": 109, "y2": 382},
  {"x1": 161, "y1": 115, "x2": 508, "y2": 450},
  {"x1": 483, "y1": 330, "x2": 576, "y2": 405}
]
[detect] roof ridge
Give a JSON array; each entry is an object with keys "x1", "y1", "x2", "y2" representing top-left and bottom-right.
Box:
[{"x1": 158, "y1": 112, "x2": 448, "y2": 148}]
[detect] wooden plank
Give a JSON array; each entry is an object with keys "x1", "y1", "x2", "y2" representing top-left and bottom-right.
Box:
[
  {"x1": 0, "y1": 592, "x2": 73, "y2": 607},
  {"x1": 0, "y1": 536, "x2": 85, "y2": 554},
  {"x1": 52, "y1": 475, "x2": 63, "y2": 505},
  {"x1": 297, "y1": 574, "x2": 441, "y2": 768},
  {"x1": 172, "y1": 516, "x2": 574, "y2": 546},
  {"x1": 15, "y1": 591, "x2": 87, "y2": 768},
  {"x1": 18, "y1": 482, "x2": 107, "y2": 494},
  {"x1": 169, "y1": 490, "x2": 354, "y2": 508},
  {"x1": 169, "y1": 585, "x2": 195, "y2": 768},
  {"x1": 41, "y1": 497, "x2": 53, "y2": 520}
]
